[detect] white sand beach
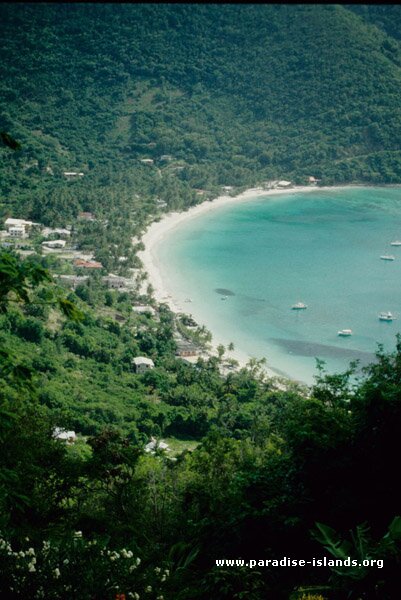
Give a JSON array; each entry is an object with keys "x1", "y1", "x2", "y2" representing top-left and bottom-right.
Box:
[{"x1": 137, "y1": 184, "x2": 353, "y2": 381}]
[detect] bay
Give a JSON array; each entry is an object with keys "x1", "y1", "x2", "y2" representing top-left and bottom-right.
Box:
[{"x1": 156, "y1": 186, "x2": 401, "y2": 384}]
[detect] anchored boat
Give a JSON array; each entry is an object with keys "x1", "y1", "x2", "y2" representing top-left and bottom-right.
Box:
[
  {"x1": 379, "y1": 311, "x2": 395, "y2": 322},
  {"x1": 291, "y1": 302, "x2": 307, "y2": 310}
]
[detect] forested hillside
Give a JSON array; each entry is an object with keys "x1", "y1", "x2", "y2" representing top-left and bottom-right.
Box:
[{"x1": 2, "y1": 3, "x2": 401, "y2": 228}]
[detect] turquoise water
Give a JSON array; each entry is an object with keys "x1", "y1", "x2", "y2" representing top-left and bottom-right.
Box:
[{"x1": 156, "y1": 187, "x2": 401, "y2": 384}]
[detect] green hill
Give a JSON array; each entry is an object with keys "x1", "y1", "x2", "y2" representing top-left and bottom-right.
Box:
[{"x1": 2, "y1": 3, "x2": 401, "y2": 226}]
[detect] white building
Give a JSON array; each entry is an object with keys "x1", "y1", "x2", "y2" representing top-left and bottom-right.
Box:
[
  {"x1": 132, "y1": 356, "x2": 155, "y2": 374},
  {"x1": 42, "y1": 227, "x2": 71, "y2": 238},
  {"x1": 5, "y1": 218, "x2": 38, "y2": 238},
  {"x1": 276, "y1": 180, "x2": 292, "y2": 188},
  {"x1": 42, "y1": 239, "x2": 66, "y2": 249},
  {"x1": 53, "y1": 427, "x2": 77, "y2": 444},
  {"x1": 9, "y1": 226, "x2": 27, "y2": 238}
]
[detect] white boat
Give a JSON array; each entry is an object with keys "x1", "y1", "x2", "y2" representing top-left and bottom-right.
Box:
[
  {"x1": 338, "y1": 329, "x2": 353, "y2": 337},
  {"x1": 391, "y1": 241, "x2": 401, "y2": 246},
  {"x1": 380, "y1": 255, "x2": 395, "y2": 261},
  {"x1": 291, "y1": 302, "x2": 307, "y2": 310},
  {"x1": 379, "y1": 311, "x2": 395, "y2": 322}
]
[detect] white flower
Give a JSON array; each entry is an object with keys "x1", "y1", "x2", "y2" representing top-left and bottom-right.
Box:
[
  {"x1": 145, "y1": 585, "x2": 152, "y2": 593},
  {"x1": 74, "y1": 531, "x2": 83, "y2": 538},
  {"x1": 54, "y1": 568, "x2": 61, "y2": 578},
  {"x1": 154, "y1": 567, "x2": 161, "y2": 574},
  {"x1": 28, "y1": 563, "x2": 36, "y2": 573},
  {"x1": 63, "y1": 559, "x2": 69, "y2": 565},
  {"x1": 136, "y1": 557, "x2": 141, "y2": 566}
]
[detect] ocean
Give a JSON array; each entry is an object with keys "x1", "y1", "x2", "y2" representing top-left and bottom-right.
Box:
[{"x1": 155, "y1": 186, "x2": 401, "y2": 384}]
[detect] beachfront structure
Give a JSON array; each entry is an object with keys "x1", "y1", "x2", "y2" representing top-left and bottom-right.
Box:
[
  {"x1": 42, "y1": 239, "x2": 66, "y2": 249},
  {"x1": 132, "y1": 305, "x2": 157, "y2": 317},
  {"x1": 74, "y1": 258, "x2": 103, "y2": 269},
  {"x1": 276, "y1": 180, "x2": 292, "y2": 188},
  {"x1": 132, "y1": 356, "x2": 155, "y2": 374}
]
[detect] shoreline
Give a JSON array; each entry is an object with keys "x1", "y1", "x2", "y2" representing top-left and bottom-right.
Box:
[{"x1": 137, "y1": 184, "x2": 366, "y2": 382}]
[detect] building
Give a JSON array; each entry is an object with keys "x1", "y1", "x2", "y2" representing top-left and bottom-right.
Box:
[
  {"x1": 42, "y1": 239, "x2": 66, "y2": 249},
  {"x1": 8, "y1": 226, "x2": 27, "y2": 238},
  {"x1": 102, "y1": 275, "x2": 128, "y2": 289},
  {"x1": 64, "y1": 171, "x2": 84, "y2": 177},
  {"x1": 276, "y1": 180, "x2": 292, "y2": 188},
  {"x1": 175, "y1": 339, "x2": 199, "y2": 357},
  {"x1": 4, "y1": 218, "x2": 38, "y2": 238},
  {"x1": 132, "y1": 356, "x2": 155, "y2": 374},
  {"x1": 53, "y1": 427, "x2": 77, "y2": 444},
  {"x1": 42, "y1": 227, "x2": 71, "y2": 238},
  {"x1": 308, "y1": 176, "x2": 319, "y2": 185},
  {"x1": 74, "y1": 259, "x2": 103, "y2": 269},
  {"x1": 139, "y1": 158, "x2": 154, "y2": 165},
  {"x1": 132, "y1": 305, "x2": 157, "y2": 317}
]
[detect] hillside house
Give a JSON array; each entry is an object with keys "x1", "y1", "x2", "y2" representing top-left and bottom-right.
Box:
[
  {"x1": 132, "y1": 356, "x2": 155, "y2": 374},
  {"x1": 64, "y1": 171, "x2": 84, "y2": 177},
  {"x1": 175, "y1": 339, "x2": 199, "y2": 358},
  {"x1": 9, "y1": 226, "x2": 26, "y2": 238},
  {"x1": 53, "y1": 427, "x2": 77, "y2": 444},
  {"x1": 4, "y1": 218, "x2": 38, "y2": 238},
  {"x1": 74, "y1": 259, "x2": 103, "y2": 269},
  {"x1": 42, "y1": 239, "x2": 66, "y2": 249},
  {"x1": 42, "y1": 227, "x2": 71, "y2": 238},
  {"x1": 102, "y1": 275, "x2": 127, "y2": 289}
]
